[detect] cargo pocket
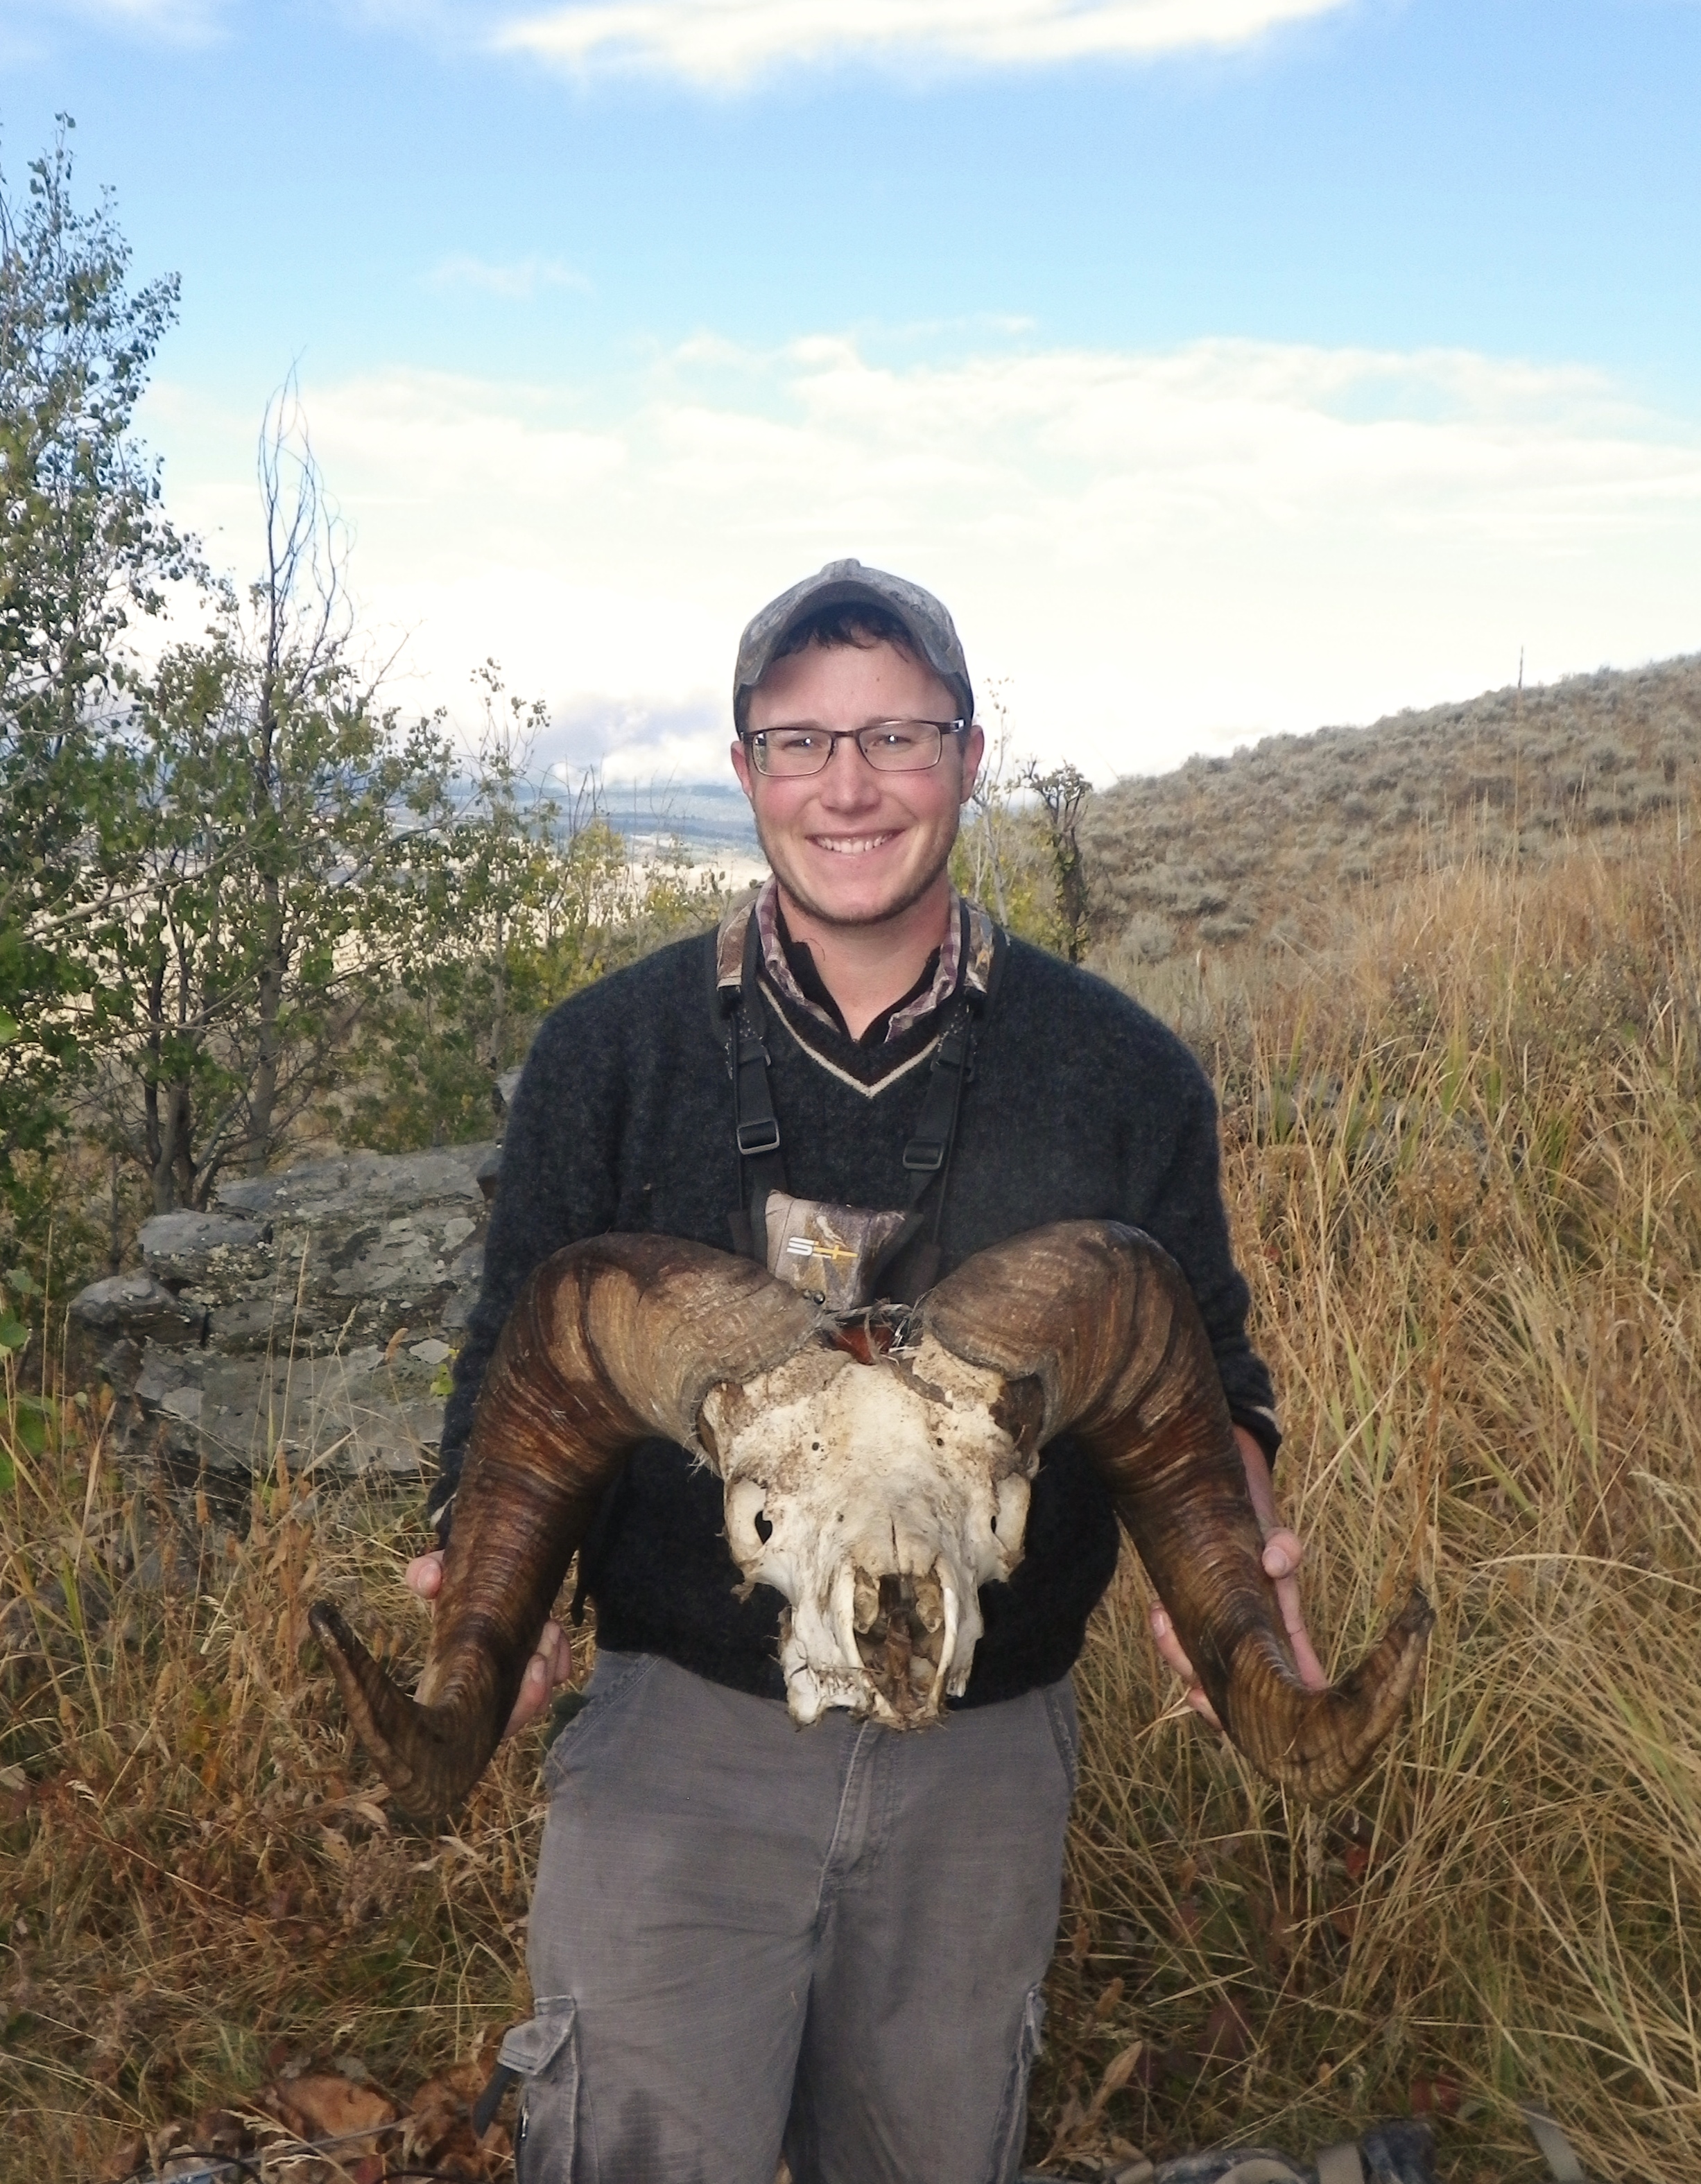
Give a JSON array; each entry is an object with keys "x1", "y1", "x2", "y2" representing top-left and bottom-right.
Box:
[
  {"x1": 502, "y1": 1997, "x2": 580, "y2": 2183},
  {"x1": 986, "y1": 1981, "x2": 1046, "y2": 2184}
]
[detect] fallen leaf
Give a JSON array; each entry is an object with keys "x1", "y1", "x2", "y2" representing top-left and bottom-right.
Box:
[
  {"x1": 1088, "y1": 2038, "x2": 1146, "y2": 2117},
  {"x1": 259, "y1": 2074, "x2": 398, "y2": 2138},
  {"x1": 422, "y1": 2059, "x2": 490, "y2": 2104},
  {"x1": 408, "y1": 2075, "x2": 460, "y2": 2113},
  {"x1": 1410, "y1": 2073, "x2": 1462, "y2": 2116},
  {"x1": 99, "y1": 2133, "x2": 147, "y2": 2183},
  {"x1": 191, "y1": 2108, "x2": 254, "y2": 2153},
  {"x1": 408, "y1": 2116, "x2": 489, "y2": 2172}
]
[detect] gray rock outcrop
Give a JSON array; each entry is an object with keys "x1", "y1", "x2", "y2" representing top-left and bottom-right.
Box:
[{"x1": 70, "y1": 1141, "x2": 501, "y2": 1489}]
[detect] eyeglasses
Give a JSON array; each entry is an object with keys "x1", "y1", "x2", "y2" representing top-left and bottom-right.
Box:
[{"x1": 742, "y1": 718, "x2": 967, "y2": 778}]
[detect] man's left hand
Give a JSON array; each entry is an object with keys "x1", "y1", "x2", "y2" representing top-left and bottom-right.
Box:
[
  {"x1": 404, "y1": 1548, "x2": 573, "y2": 1735},
  {"x1": 1148, "y1": 1426, "x2": 1328, "y2": 1728}
]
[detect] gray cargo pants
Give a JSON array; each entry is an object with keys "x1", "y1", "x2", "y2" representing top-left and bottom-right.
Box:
[{"x1": 503, "y1": 1650, "x2": 1078, "y2": 2183}]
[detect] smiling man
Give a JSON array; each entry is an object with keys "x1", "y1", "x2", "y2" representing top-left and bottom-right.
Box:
[
  {"x1": 417, "y1": 561, "x2": 1315, "y2": 2182},
  {"x1": 728, "y1": 585, "x2": 985, "y2": 1038}
]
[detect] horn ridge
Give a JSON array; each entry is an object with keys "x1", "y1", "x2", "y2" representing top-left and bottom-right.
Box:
[
  {"x1": 1223, "y1": 1586, "x2": 1435, "y2": 1801},
  {"x1": 921, "y1": 1221, "x2": 1431, "y2": 1803},
  {"x1": 313, "y1": 1234, "x2": 818, "y2": 1817}
]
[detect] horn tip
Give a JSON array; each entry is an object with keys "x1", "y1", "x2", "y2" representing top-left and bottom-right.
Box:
[{"x1": 1393, "y1": 1582, "x2": 1437, "y2": 1644}]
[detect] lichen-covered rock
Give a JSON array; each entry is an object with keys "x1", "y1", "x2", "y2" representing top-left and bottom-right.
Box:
[
  {"x1": 131, "y1": 1343, "x2": 447, "y2": 1480},
  {"x1": 69, "y1": 1139, "x2": 498, "y2": 1486},
  {"x1": 210, "y1": 1146, "x2": 494, "y2": 1353},
  {"x1": 139, "y1": 1209, "x2": 274, "y2": 1303}
]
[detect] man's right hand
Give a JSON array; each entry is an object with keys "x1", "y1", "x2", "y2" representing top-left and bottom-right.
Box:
[{"x1": 404, "y1": 1550, "x2": 574, "y2": 1736}]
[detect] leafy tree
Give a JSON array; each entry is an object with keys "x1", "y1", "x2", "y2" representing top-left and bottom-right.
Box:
[
  {"x1": 340, "y1": 667, "x2": 725, "y2": 1154},
  {"x1": 87, "y1": 390, "x2": 457, "y2": 1210},
  {"x1": 0, "y1": 119, "x2": 189, "y2": 1214}
]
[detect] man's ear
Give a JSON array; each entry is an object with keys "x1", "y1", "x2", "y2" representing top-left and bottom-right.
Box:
[
  {"x1": 730, "y1": 737, "x2": 756, "y2": 803},
  {"x1": 958, "y1": 722, "x2": 986, "y2": 805}
]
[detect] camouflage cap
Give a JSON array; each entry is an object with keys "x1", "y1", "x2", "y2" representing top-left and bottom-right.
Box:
[{"x1": 733, "y1": 559, "x2": 974, "y2": 732}]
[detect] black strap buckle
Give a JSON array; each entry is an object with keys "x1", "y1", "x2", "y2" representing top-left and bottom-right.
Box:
[
  {"x1": 901, "y1": 1140, "x2": 946, "y2": 1172},
  {"x1": 736, "y1": 1117, "x2": 782, "y2": 1156}
]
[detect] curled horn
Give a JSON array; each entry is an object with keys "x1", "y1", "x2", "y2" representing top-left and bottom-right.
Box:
[
  {"x1": 311, "y1": 1236, "x2": 819, "y2": 1818},
  {"x1": 920, "y1": 1221, "x2": 1432, "y2": 1803}
]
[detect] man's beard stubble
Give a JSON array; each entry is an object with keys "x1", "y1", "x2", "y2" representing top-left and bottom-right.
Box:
[{"x1": 751, "y1": 813, "x2": 960, "y2": 933}]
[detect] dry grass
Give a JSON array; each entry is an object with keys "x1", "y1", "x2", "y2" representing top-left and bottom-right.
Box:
[
  {"x1": 1035, "y1": 828, "x2": 1701, "y2": 2178},
  {"x1": 6, "y1": 822, "x2": 1701, "y2": 2180},
  {"x1": 0, "y1": 1430, "x2": 546, "y2": 2178}
]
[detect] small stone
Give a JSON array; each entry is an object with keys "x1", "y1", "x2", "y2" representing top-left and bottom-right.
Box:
[
  {"x1": 70, "y1": 1274, "x2": 207, "y2": 1348},
  {"x1": 408, "y1": 1339, "x2": 451, "y2": 1367}
]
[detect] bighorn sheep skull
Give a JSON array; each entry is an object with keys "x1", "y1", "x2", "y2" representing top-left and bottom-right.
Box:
[
  {"x1": 700, "y1": 1322, "x2": 1040, "y2": 1726},
  {"x1": 311, "y1": 1223, "x2": 1432, "y2": 1817}
]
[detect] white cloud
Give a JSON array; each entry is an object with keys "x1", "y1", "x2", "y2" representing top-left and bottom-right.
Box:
[
  {"x1": 429, "y1": 252, "x2": 593, "y2": 298},
  {"x1": 494, "y1": 0, "x2": 1353, "y2": 83},
  {"x1": 141, "y1": 331, "x2": 1701, "y2": 786}
]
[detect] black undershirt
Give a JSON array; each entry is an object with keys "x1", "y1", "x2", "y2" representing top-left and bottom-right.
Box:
[{"x1": 775, "y1": 901, "x2": 943, "y2": 1047}]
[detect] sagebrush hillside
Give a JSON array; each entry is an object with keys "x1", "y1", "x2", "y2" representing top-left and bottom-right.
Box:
[{"x1": 1082, "y1": 655, "x2": 1701, "y2": 968}]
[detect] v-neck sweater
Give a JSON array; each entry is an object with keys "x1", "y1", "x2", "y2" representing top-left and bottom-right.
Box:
[{"x1": 435, "y1": 925, "x2": 1279, "y2": 1708}]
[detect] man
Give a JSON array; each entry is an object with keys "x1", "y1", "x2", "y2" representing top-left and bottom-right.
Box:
[{"x1": 410, "y1": 561, "x2": 1320, "y2": 2182}]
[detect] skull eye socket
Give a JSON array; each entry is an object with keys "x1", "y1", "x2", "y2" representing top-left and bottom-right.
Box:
[{"x1": 726, "y1": 1477, "x2": 774, "y2": 1557}]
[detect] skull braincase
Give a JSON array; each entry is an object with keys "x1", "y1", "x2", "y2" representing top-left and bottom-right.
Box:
[{"x1": 698, "y1": 1331, "x2": 1037, "y2": 1727}]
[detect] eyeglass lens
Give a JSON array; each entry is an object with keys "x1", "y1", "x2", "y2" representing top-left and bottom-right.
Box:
[{"x1": 751, "y1": 721, "x2": 955, "y2": 777}]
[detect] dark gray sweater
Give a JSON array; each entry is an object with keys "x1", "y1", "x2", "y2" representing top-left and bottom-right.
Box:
[{"x1": 435, "y1": 926, "x2": 1277, "y2": 1706}]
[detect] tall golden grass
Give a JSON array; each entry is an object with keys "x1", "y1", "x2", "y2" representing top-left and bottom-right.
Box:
[
  {"x1": 0, "y1": 1436, "x2": 542, "y2": 2176},
  {"x1": 4, "y1": 823, "x2": 1699, "y2": 2180},
  {"x1": 1039, "y1": 826, "x2": 1701, "y2": 2178}
]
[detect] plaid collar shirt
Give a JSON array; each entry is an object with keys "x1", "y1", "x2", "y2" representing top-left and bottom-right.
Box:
[{"x1": 752, "y1": 876, "x2": 965, "y2": 1044}]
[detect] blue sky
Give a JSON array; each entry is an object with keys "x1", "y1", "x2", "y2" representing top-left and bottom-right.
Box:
[{"x1": 3, "y1": 0, "x2": 1699, "y2": 783}]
